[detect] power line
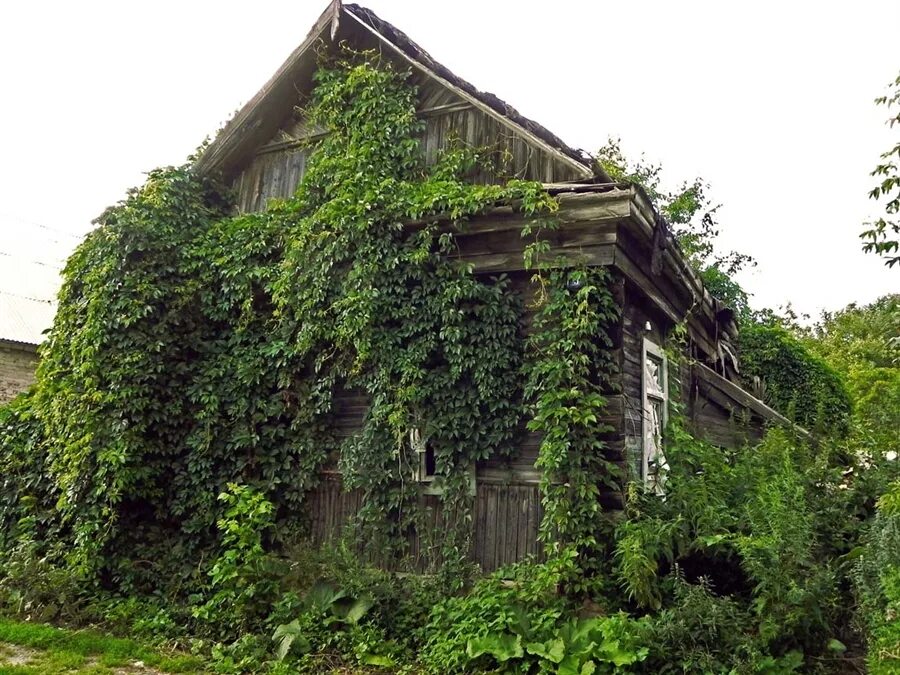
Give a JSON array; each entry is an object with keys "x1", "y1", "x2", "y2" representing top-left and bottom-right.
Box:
[
  {"x1": 0, "y1": 250, "x2": 63, "y2": 271},
  {"x1": 0, "y1": 289, "x2": 56, "y2": 305},
  {"x1": 0, "y1": 211, "x2": 88, "y2": 241}
]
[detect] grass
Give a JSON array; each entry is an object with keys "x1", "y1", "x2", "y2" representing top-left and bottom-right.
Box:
[{"x1": 0, "y1": 618, "x2": 205, "y2": 674}]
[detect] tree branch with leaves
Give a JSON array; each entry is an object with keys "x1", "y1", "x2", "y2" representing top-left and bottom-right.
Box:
[{"x1": 861, "y1": 72, "x2": 900, "y2": 268}]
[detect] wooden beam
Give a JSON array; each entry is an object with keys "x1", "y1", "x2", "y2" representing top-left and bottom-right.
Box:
[
  {"x1": 693, "y1": 363, "x2": 808, "y2": 435},
  {"x1": 458, "y1": 244, "x2": 615, "y2": 274},
  {"x1": 255, "y1": 101, "x2": 475, "y2": 156},
  {"x1": 405, "y1": 189, "x2": 633, "y2": 233},
  {"x1": 613, "y1": 248, "x2": 681, "y2": 323},
  {"x1": 195, "y1": 4, "x2": 338, "y2": 176}
]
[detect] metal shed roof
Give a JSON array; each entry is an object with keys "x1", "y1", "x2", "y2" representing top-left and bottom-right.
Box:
[{"x1": 0, "y1": 292, "x2": 55, "y2": 346}]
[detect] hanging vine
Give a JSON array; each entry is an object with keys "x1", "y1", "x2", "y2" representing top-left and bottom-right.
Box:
[{"x1": 523, "y1": 265, "x2": 622, "y2": 588}]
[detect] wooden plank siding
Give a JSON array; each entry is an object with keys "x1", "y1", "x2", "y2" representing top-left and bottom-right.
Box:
[
  {"x1": 245, "y1": 186, "x2": 764, "y2": 572},
  {"x1": 229, "y1": 85, "x2": 587, "y2": 214},
  {"x1": 301, "y1": 265, "x2": 625, "y2": 572},
  {"x1": 620, "y1": 282, "x2": 670, "y2": 481},
  {"x1": 185, "y1": 1, "x2": 778, "y2": 578},
  {"x1": 621, "y1": 281, "x2": 767, "y2": 468},
  {"x1": 305, "y1": 473, "x2": 544, "y2": 573}
]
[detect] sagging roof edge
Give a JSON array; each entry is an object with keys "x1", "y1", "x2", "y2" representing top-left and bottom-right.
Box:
[
  {"x1": 194, "y1": 1, "x2": 338, "y2": 177},
  {"x1": 195, "y1": 2, "x2": 601, "y2": 182},
  {"x1": 342, "y1": 4, "x2": 600, "y2": 180},
  {"x1": 694, "y1": 362, "x2": 809, "y2": 436},
  {"x1": 531, "y1": 182, "x2": 739, "y2": 344}
]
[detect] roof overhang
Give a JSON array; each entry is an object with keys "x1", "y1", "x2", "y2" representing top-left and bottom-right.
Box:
[
  {"x1": 436, "y1": 183, "x2": 736, "y2": 365},
  {"x1": 0, "y1": 338, "x2": 39, "y2": 354},
  {"x1": 693, "y1": 362, "x2": 808, "y2": 435}
]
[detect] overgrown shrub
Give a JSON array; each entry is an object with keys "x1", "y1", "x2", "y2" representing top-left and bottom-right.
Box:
[
  {"x1": 739, "y1": 322, "x2": 852, "y2": 436},
  {"x1": 191, "y1": 484, "x2": 283, "y2": 638},
  {"x1": 854, "y1": 480, "x2": 900, "y2": 673},
  {"x1": 645, "y1": 575, "x2": 802, "y2": 673},
  {"x1": 421, "y1": 555, "x2": 569, "y2": 673},
  {"x1": 614, "y1": 425, "x2": 847, "y2": 668}
]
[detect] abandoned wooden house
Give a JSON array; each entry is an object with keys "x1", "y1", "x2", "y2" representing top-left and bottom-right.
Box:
[{"x1": 194, "y1": 1, "x2": 792, "y2": 571}]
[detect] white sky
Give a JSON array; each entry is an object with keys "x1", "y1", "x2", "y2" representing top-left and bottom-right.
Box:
[{"x1": 0, "y1": 0, "x2": 897, "y2": 324}]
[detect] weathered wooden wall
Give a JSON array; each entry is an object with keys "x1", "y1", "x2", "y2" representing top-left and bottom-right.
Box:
[
  {"x1": 301, "y1": 267, "x2": 627, "y2": 572},
  {"x1": 688, "y1": 366, "x2": 766, "y2": 448},
  {"x1": 230, "y1": 76, "x2": 587, "y2": 214},
  {"x1": 253, "y1": 191, "x2": 764, "y2": 571},
  {"x1": 305, "y1": 472, "x2": 543, "y2": 573},
  {"x1": 619, "y1": 282, "x2": 669, "y2": 481},
  {"x1": 620, "y1": 281, "x2": 766, "y2": 471}
]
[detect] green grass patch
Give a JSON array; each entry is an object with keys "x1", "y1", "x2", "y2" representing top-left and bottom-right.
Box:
[{"x1": 0, "y1": 618, "x2": 205, "y2": 673}]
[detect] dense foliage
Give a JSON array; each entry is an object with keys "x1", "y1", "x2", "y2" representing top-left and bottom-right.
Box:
[
  {"x1": 0, "y1": 51, "x2": 897, "y2": 674},
  {"x1": 739, "y1": 321, "x2": 852, "y2": 436},
  {"x1": 617, "y1": 425, "x2": 846, "y2": 666},
  {"x1": 524, "y1": 266, "x2": 620, "y2": 586},
  {"x1": 9, "y1": 50, "x2": 556, "y2": 595},
  {"x1": 854, "y1": 480, "x2": 900, "y2": 673},
  {"x1": 804, "y1": 295, "x2": 900, "y2": 448}
]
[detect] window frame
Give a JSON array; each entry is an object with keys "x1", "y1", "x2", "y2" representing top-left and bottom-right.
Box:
[
  {"x1": 641, "y1": 337, "x2": 669, "y2": 487},
  {"x1": 408, "y1": 428, "x2": 475, "y2": 496}
]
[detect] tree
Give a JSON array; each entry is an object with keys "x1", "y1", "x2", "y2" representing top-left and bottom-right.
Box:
[
  {"x1": 596, "y1": 139, "x2": 755, "y2": 318},
  {"x1": 861, "y1": 72, "x2": 900, "y2": 268},
  {"x1": 804, "y1": 294, "x2": 900, "y2": 451}
]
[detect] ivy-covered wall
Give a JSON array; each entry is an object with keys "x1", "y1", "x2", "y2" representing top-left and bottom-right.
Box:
[
  {"x1": 0, "y1": 44, "x2": 787, "y2": 601},
  {"x1": 0, "y1": 50, "x2": 634, "y2": 593}
]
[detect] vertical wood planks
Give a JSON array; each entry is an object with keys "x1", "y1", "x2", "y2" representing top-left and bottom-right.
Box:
[
  {"x1": 473, "y1": 482, "x2": 542, "y2": 573},
  {"x1": 229, "y1": 102, "x2": 588, "y2": 215},
  {"x1": 304, "y1": 474, "x2": 546, "y2": 573}
]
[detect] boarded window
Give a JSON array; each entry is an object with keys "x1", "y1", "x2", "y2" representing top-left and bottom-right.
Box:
[
  {"x1": 642, "y1": 338, "x2": 669, "y2": 495},
  {"x1": 409, "y1": 428, "x2": 436, "y2": 484}
]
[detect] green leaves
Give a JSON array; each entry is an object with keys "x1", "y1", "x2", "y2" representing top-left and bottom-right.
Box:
[
  {"x1": 525, "y1": 636, "x2": 565, "y2": 662},
  {"x1": 0, "y1": 46, "x2": 552, "y2": 595},
  {"x1": 524, "y1": 267, "x2": 620, "y2": 579},
  {"x1": 466, "y1": 632, "x2": 524, "y2": 662},
  {"x1": 271, "y1": 581, "x2": 380, "y2": 665},
  {"x1": 272, "y1": 620, "x2": 311, "y2": 661},
  {"x1": 739, "y1": 321, "x2": 852, "y2": 436},
  {"x1": 861, "y1": 72, "x2": 900, "y2": 268},
  {"x1": 463, "y1": 614, "x2": 651, "y2": 674}
]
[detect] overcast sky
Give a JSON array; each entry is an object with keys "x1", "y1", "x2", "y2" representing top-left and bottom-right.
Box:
[{"x1": 1, "y1": 0, "x2": 897, "y2": 324}]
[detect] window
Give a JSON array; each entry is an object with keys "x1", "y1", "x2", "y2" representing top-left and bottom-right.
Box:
[
  {"x1": 409, "y1": 427, "x2": 436, "y2": 484},
  {"x1": 408, "y1": 427, "x2": 475, "y2": 496},
  {"x1": 641, "y1": 338, "x2": 669, "y2": 494}
]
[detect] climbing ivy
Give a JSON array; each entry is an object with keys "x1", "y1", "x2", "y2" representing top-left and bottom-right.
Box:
[
  {"x1": 524, "y1": 266, "x2": 621, "y2": 589},
  {"x1": 11, "y1": 49, "x2": 555, "y2": 590}
]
